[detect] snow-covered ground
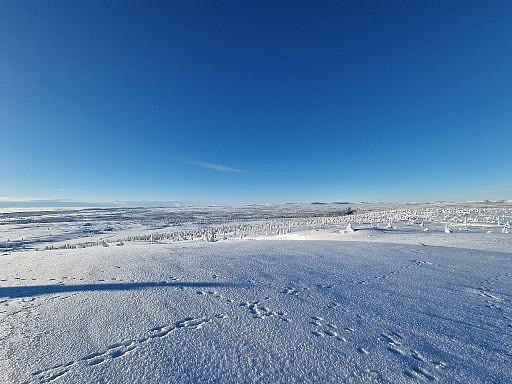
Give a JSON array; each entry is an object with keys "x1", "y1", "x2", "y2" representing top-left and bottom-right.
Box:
[{"x1": 1, "y1": 203, "x2": 511, "y2": 383}]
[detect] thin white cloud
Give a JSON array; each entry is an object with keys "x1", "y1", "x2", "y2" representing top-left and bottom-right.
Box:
[
  {"x1": 0, "y1": 197, "x2": 47, "y2": 202},
  {"x1": 49, "y1": 187, "x2": 85, "y2": 193},
  {"x1": 187, "y1": 161, "x2": 242, "y2": 173},
  {"x1": 0, "y1": 198, "x2": 186, "y2": 208}
]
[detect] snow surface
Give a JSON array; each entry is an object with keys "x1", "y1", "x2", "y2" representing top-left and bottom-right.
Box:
[{"x1": 1, "y1": 203, "x2": 511, "y2": 383}]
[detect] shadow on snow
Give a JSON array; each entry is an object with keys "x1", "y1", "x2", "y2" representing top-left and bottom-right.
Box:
[{"x1": 0, "y1": 281, "x2": 240, "y2": 298}]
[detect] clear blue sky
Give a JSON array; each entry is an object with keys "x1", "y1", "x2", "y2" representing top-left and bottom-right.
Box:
[{"x1": 1, "y1": 1, "x2": 511, "y2": 205}]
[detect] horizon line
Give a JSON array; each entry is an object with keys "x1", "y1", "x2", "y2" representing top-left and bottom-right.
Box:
[{"x1": 0, "y1": 198, "x2": 511, "y2": 210}]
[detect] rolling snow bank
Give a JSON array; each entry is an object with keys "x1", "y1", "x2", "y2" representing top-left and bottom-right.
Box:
[{"x1": 1, "y1": 205, "x2": 511, "y2": 383}]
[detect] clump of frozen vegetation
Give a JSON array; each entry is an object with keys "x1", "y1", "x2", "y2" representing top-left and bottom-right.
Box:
[
  {"x1": 202, "y1": 231, "x2": 216, "y2": 242},
  {"x1": 340, "y1": 222, "x2": 355, "y2": 234}
]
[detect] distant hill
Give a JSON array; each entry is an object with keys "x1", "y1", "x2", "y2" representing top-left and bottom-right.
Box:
[{"x1": 311, "y1": 201, "x2": 351, "y2": 205}]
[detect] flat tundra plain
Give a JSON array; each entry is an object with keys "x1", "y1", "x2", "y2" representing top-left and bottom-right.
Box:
[{"x1": 1, "y1": 203, "x2": 511, "y2": 383}]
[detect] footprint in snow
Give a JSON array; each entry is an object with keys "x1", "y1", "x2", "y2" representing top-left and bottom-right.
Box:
[{"x1": 357, "y1": 347, "x2": 369, "y2": 355}]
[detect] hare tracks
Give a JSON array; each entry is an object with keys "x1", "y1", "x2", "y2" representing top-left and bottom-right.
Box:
[
  {"x1": 28, "y1": 316, "x2": 216, "y2": 383},
  {"x1": 378, "y1": 331, "x2": 446, "y2": 381},
  {"x1": 240, "y1": 301, "x2": 289, "y2": 321},
  {"x1": 310, "y1": 316, "x2": 352, "y2": 342}
]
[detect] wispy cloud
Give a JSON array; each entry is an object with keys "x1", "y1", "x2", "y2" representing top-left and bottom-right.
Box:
[
  {"x1": 186, "y1": 161, "x2": 243, "y2": 173},
  {"x1": 0, "y1": 198, "x2": 186, "y2": 208},
  {"x1": 49, "y1": 187, "x2": 85, "y2": 193}
]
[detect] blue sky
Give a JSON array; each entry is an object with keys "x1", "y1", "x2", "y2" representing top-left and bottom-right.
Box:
[{"x1": 1, "y1": 1, "x2": 511, "y2": 205}]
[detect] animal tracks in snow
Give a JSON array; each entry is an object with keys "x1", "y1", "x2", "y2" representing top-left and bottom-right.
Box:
[
  {"x1": 466, "y1": 287, "x2": 510, "y2": 314},
  {"x1": 196, "y1": 286, "x2": 290, "y2": 322},
  {"x1": 30, "y1": 282, "x2": 276, "y2": 383},
  {"x1": 410, "y1": 259, "x2": 434, "y2": 266},
  {"x1": 28, "y1": 316, "x2": 216, "y2": 383},
  {"x1": 327, "y1": 300, "x2": 343, "y2": 310},
  {"x1": 240, "y1": 301, "x2": 289, "y2": 321},
  {"x1": 0, "y1": 294, "x2": 78, "y2": 321},
  {"x1": 281, "y1": 286, "x2": 308, "y2": 296},
  {"x1": 310, "y1": 316, "x2": 352, "y2": 342},
  {"x1": 378, "y1": 331, "x2": 446, "y2": 381},
  {"x1": 196, "y1": 289, "x2": 224, "y2": 300},
  {"x1": 378, "y1": 331, "x2": 406, "y2": 356},
  {"x1": 475, "y1": 289, "x2": 506, "y2": 303},
  {"x1": 1, "y1": 275, "x2": 180, "y2": 287}
]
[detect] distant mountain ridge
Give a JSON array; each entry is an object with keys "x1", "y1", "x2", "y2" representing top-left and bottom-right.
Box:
[{"x1": 310, "y1": 201, "x2": 351, "y2": 205}]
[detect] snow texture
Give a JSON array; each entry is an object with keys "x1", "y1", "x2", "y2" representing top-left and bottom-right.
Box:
[{"x1": 1, "y1": 203, "x2": 511, "y2": 383}]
